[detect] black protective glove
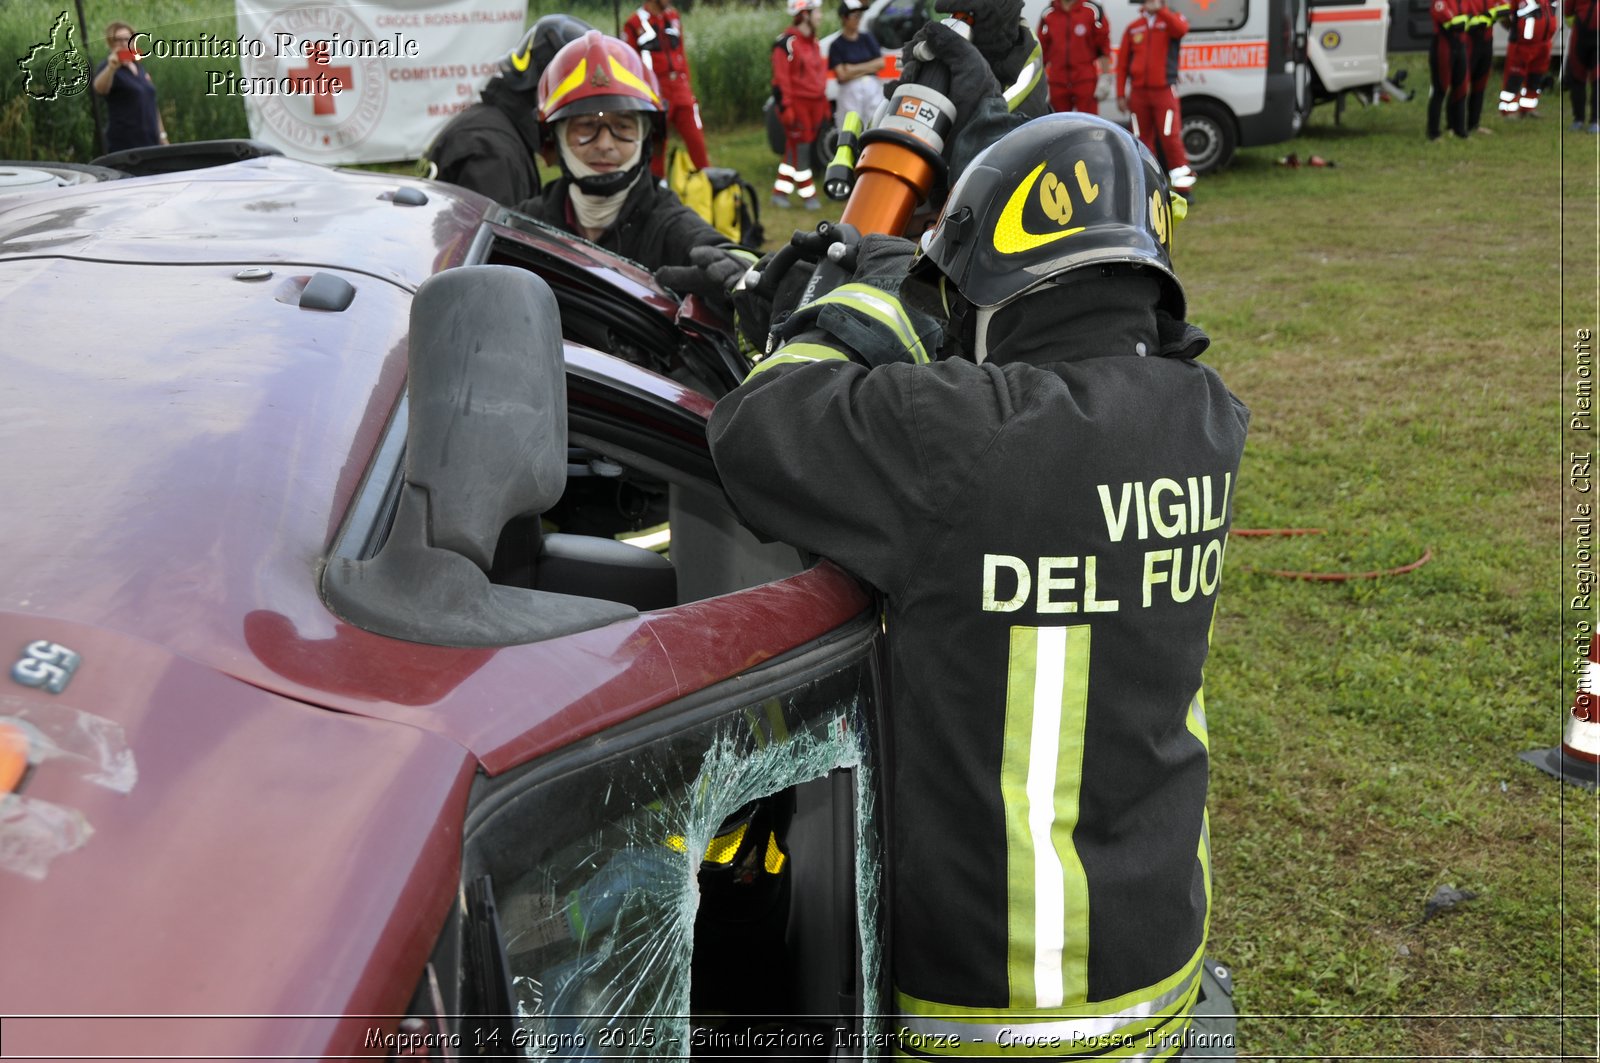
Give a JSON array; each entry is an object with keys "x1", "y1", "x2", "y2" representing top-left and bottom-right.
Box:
[
  {"x1": 654, "y1": 245, "x2": 753, "y2": 319},
  {"x1": 729, "y1": 229, "x2": 840, "y2": 353},
  {"x1": 932, "y1": 0, "x2": 1025, "y2": 63},
  {"x1": 897, "y1": 21, "x2": 1002, "y2": 146},
  {"x1": 771, "y1": 232, "x2": 943, "y2": 367},
  {"x1": 825, "y1": 231, "x2": 920, "y2": 294}
]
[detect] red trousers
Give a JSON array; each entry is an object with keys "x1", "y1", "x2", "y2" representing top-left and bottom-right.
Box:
[
  {"x1": 1127, "y1": 86, "x2": 1186, "y2": 170},
  {"x1": 776, "y1": 96, "x2": 830, "y2": 196},
  {"x1": 650, "y1": 83, "x2": 710, "y2": 177},
  {"x1": 1048, "y1": 78, "x2": 1100, "y2": 114}
]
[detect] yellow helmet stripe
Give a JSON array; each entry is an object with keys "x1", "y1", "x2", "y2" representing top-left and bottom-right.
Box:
[
  {"x1": 993, "y1": 162, "x2": 1086, "y2": 255},
  {"x1": 509, "y1": 45, "x2": 533, "y2": 73},
  {"x1": 608, "y1": 54, "x2": 662, "y2": 106},
  {"x1": 543, "y1": 56, "x2": 588, "y2": 113}
]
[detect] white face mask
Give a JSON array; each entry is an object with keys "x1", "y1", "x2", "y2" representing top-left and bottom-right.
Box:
[{"x1": 558, "y1": 129, "x2": 644, "y2": 232}]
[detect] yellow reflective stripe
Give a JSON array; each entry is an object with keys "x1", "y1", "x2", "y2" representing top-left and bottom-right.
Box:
[
  {"x1": 744, "y1": 342, "x2": 850, "y2": 380},
  {"x1": 895, "y1": 943, "x2": 1205, "y2": 1052},
  {"x1": 543, "y1": 57, "x2": 588, "y2": 114},
  {"x1": 609, "y1": 54, "x2": 663, "y2": 105},
  {"x1": 702, "y1": 821, "x2": 748, "y2": 864},
  {"x1": 810, "y1": 283, "x2": 930, "y2": 363},
  {"x1": 1005, "y1": 43, "x2": 1045, "y2": 111},
  {"x1": 764, "y1": 832, "x2": 788, "y2": 873},
  {"x1": 1002, "y1": 625, "x2": 1092, "y2": 1008},
  {"x1": 1185, "y1": 688, "x2": 1209, "y2": 752}
]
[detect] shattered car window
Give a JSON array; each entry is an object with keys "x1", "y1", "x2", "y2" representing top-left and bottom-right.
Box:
[{"x1": 466, "y1": 658, "x2": 884, "y2": 1059}]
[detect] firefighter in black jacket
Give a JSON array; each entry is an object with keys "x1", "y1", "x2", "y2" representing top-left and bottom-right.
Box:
[
  {"x1": 424, "y1": 15, "x2": 592, "y2": 206},
  {"x1": 709, "y1": 112, "x2": 1248, "y2": 1053}
]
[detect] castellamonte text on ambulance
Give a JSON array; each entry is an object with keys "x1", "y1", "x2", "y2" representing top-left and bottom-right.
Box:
[{"x1": 982, "y1": 473, "x2": 1233, "y2": 613}]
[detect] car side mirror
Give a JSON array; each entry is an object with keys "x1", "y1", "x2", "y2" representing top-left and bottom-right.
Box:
[
  {"x1": 323, "y1": 266, "x2": 634, "y2": 647},
  {"x1": 406, "y1": 264, "x2": 566, "y2": 571}
]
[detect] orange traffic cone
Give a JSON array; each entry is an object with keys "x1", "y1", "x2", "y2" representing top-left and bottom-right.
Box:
[{"x1": 1520, "y1": 633, "x2": 1600, "y2": 788}]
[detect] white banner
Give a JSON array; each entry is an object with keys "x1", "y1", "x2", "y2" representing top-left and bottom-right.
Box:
[{"x1": 230, "y1": 0, "x2": 526, "y2": 164}]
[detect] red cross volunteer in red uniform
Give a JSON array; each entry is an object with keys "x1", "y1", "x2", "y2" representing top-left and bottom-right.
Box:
[
  {"x1": 625, "y1": 0, "x2": 711, "y2": 175},
  {"x1": 1500, "y1": 0, "x2": 1557, "y2": 117},
  {"x1": 771, "y1": 0, "x2": 829, "y2": 208},
  {"x1": 1038, "y1": 0, "x2": 1112, "y2": 114},
  {"x1": 1116, "y1": 0, "x2": 1195, "y2": 193}
]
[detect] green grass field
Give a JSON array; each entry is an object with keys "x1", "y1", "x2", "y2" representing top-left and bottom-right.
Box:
[{"x1": 3, "y1": 2, "x2": 1597, "y2": 1051}]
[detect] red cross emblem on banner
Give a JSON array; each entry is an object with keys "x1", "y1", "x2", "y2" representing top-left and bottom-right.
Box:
[{"x1": 289, "y1": 41, "x2": 353, "y2": 116}]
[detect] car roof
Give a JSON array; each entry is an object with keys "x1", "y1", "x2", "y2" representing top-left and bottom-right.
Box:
[{"x1": 0, "y1": 154, "x2": 484, "y2": 289}]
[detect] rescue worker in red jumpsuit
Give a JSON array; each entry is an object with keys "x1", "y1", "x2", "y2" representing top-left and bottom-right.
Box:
[
  {"x1": 1428, "y1": 0, "x2": 1471, "y2": 138},
  {"x1": 771, "y1": 0, "x2": 829, "y2": 209},
  {"x1": 1038, "y1": 0, "x2": 1113, "y2": 114},
  {"x1": 624, "y1": 0, "x2": 711, "y2": 176},
  {"x1": 709, "y1": 95, "x2": 1247, "y2": 1054},
  {"x1": 1500, "y1": 0, "x2": 1558, "y2": 117},
  {"x1": 1566, "y1": 0, "x2": 1600, "y2": 131},
  {"x1": 1117, "y1": 0, "x2": 1195, "y2": 193}
]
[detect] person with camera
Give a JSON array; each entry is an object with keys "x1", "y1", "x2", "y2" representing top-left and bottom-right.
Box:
[
  {"x1": 709, "y1": 26, "x2": 1247, "y2": 1048},
  {"x1": 92, "y1": 21, "x2": 167, "y2": 154}
]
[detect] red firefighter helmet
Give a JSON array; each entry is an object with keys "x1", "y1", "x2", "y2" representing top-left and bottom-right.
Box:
[{"x1": 537, "y1": 31, "x2": 664, "y2": 124}]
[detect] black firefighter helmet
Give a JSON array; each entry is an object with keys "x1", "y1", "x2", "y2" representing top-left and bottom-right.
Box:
[
  {"x1": 500, "y1": 13, "x2": 597, "y2": 93},
  {"x1": 914, "y1": 112, "x2": 1186, "y2": 321}
]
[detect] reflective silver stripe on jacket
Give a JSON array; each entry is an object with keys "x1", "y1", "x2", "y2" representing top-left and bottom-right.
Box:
[{"x1": 1004, "y1": 44, "x2": 1045, "y2": 110}]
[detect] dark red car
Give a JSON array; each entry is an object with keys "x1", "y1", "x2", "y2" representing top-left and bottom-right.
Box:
[{"x1": 0, "y1": 152, "x2": 888, "y2": 1060}]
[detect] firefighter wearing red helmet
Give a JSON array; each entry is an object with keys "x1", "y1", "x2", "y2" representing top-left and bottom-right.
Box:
[
  {"x1": 514, "y1": 31, "x2": 755, "y2": 319},
  {"x1": 710, "y1": 100, "x2": 1247, "y2": 1053},
  {"x1": 624, "y1": 0, "x2": 712, "y2": 176}
]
